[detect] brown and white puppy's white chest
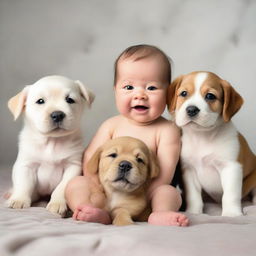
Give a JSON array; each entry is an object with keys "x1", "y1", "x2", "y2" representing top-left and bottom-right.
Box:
[{"x1": 167, "y1": 71, "x2": 256, "y2": 217}]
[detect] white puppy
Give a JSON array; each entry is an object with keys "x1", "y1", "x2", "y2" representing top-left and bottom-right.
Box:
[
  {"x1": 7, "y1": 75, "x2": 94, "y2": 216},
  {"x1": 167, "y1": 71, "x2": 256, "y2": 217}
]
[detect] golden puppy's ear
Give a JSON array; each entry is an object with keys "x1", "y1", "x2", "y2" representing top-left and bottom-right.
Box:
[
  {"x1": 8, "y1": 86, "x2": 30, "y2": 120},
  {"x1": 167, "y1": 75, "x2": 184, "y2": 113},
  {"x1": 221, "y1": 80, "x2": 244, "y2": 122},
  {"x1": 148, "y1": 151, "x2": 160, "y2": 179},
  {"x1": 87, "y1": 147, "x2": 102, "y2": 174},
  {"x1": 75, "y1": 80, "x2": 95, "y2": 107}
]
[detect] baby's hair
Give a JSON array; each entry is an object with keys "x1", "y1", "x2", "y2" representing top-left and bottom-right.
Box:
[{"x1": 114, "y1": 44, "x2": 172, "y2": 85}]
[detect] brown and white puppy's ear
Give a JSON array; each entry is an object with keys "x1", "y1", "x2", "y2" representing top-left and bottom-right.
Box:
[
  {"x1": 86, "y1": 147, "x2": 102, "y2": 174},
  {"x1": 167, "y1": 75, "x2": 184, "y2": 113},
  {"x1": 8, "y1": 86, "x2": 31, "y2": 120},
  {"x1": 75, "y1": 80, "x2": 95, "y2": 107},
  {"x1": 221, "y1": 80, "x2": 244, "y2": 122},
  {"x1": 148, "y1": 151, "x2": 160, "y2": 179}
]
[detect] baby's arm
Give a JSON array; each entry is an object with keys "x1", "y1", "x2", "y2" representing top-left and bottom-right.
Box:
[
  {"x1": 83, "y1": 118, "x2": 114, "y2": 176},
  {"x1": 148, "y1": 121, "x2": 181, "y2": 196}
]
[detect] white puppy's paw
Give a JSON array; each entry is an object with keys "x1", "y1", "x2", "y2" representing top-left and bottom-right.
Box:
[
  {"x1": 7, "y1": 196, "x2": 31, "y2": 209},
  {"x1": 46, "y1": 200, "x2": 67, "y2": 217}
]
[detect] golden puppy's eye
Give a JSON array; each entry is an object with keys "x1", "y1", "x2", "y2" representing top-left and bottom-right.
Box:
[
  {"x1": 136, "y1": 157, "x2": 145, "y2": 164},
  {"x1": 108, "y1": 153, "x2": 117, "y2": 158}
]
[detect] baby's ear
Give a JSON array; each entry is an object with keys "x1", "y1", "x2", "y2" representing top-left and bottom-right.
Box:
[
  {"x1": 75, "y1": 80, "x2": 95, "y2": 107},
  {"x1": 87, "y1": 147, "x2": 102, "y2": 174},
  {"x1": 149, "y1": 151, "x2": 160, "y2": 179},
  {"x1": 8, "y1": 86, "x2": 31, "y2": 120}
]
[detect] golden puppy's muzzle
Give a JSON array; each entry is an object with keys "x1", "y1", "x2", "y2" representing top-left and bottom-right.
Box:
[{"x1": 114, "y1": 160, "x2": 133, "y2": 183}]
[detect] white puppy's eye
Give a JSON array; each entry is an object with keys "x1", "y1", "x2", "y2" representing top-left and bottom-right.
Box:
[
  {"x1": 36, "y1": 99, "x2": 45, "y2": 104},
  {"x1": 180, "y1": 91, "x2": 188, "y2": 97},
  {"x1": 108, "y1": 153, "x2": 117, "y2": 158},
  {"x1": 136, "y1": 157, "x2": 145, "y2": 164},
  {"x1": 205, "y1": 93, "x2": 217, "y2": 101},
  {"x1": 66, "y1": 96, "x2": 75, "y2": 104}
]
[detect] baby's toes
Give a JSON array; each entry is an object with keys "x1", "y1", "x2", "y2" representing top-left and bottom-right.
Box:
[{"x1": 178, "y1": 214, "x2": 189, "y2": 226}]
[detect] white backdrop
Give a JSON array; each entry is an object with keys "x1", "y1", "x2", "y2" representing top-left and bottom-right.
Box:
[{"x1": 0, "y1": 0, "x2": 255, "y2": 165}]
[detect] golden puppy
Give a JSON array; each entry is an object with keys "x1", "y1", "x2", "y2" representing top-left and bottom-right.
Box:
[{"x1": 87, "y1": 136, "x2": 159, "y2": 225}]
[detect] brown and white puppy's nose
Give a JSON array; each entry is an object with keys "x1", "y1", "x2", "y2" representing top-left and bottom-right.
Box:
[
  {"x1": 51, "y1": 111, "x2": 66, "y2": 123},
  {"x1": 118, "y1": 161, "x2": 132, "y2": 176},
  {"x1": 186, "y1": 106, "x2": 200, "y2": 117}
]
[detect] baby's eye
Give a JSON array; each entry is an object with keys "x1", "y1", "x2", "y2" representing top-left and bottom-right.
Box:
[
  {"x1": 36, "y1": 98, "x2": 45, "y2": 104},
  {"x1": 147, "y1": 86, "x2": 157, "y2": 91},
  {"x1": 124, "y1": 85, "x2": 134, "y2": 90}
]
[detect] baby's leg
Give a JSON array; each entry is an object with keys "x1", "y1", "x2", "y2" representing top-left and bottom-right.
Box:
[
  {"x1": 148, "y1": 185, "x2": 189, "y2": 226},
  {"x1": 65, "y1": 176, "x2": 111, "y2": 224}
]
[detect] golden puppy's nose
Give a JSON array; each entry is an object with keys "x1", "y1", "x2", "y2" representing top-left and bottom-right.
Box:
[{"x1": 119, "y1": 161, "x2": 132, "y2": 174}]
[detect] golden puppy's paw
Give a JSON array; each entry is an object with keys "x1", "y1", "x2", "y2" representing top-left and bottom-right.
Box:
[
  {"x1": 7, "y1": 196, "x2": 31, "y2": 209},
  {"x1": 112, "y1": 216, "x2": 134, "y2": 226},
  {"x1": 46, "y1": 200, "x2": 67, "y2": 217}
]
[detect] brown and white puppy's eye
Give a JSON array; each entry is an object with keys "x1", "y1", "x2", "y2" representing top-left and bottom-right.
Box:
[
  {"x1": 205, "y1": 93, "x2": 217, "y2": 101},
  {"x1": 179, "y1": 90, "x2": 188, "y2": 98}
]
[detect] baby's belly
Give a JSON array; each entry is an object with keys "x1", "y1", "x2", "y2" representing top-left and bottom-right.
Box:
[{"x1": 37, "y1": 163, "x2": 64, "y2": 195}]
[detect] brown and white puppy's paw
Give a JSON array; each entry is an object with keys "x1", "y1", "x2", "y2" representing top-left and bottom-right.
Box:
[
  {"x1": 167, "y1": 71, "x2": 256, "y2": 217},
  {"x1": 7, "y1": 76, "x2": 94, "y2": 216},
  {"x1": 87, "y1": 136, "x2": 159, "y2": 225}
]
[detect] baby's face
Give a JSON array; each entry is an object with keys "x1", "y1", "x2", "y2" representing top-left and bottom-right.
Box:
[{"x1": 114, "y1": 56, "x2": 168, "y2": 125}]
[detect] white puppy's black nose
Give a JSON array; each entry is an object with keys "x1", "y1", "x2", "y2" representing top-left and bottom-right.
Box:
[
  {"x1": 51, "y1": 111, "x2": 66, "y2": 123},
  {"x1": 119, "y1": 161, "x2": 132, "y2": 174},
  {"x1": 186, "y1": 106, "x2": 200, "y2": 117}
]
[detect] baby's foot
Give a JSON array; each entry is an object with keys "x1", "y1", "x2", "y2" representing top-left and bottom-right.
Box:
[
  {"x1": 73, "y1": 205, "x2": 111, "y2": 224},
  {"x1": 148, "y1": 211, "x2": 189, "y2": 226}
]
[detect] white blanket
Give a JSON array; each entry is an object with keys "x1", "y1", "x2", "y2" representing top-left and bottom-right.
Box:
[{"x1": 1, "y1": 166, "x2": 256, "y2": 256}]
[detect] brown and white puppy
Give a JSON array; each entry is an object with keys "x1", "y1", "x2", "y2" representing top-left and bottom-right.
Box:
[
  {"x1": 7, "y1": 75, "x2": 94, "y2": 216},
  {"x1": 87, "y1": 136, "x2": 159, "y2": 225},
  {"x1": 167, "y1": 71, "x2": 256, "y2": 216}
]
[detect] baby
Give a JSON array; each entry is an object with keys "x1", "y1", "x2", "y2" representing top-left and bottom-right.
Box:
[{"x1": 65, "y1": 44, "x2": 189, "y2": 226}]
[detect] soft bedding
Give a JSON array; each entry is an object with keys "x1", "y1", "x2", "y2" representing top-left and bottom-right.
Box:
[{"x1": 1, "y1": 166, "x2": 256, "y2": 256}]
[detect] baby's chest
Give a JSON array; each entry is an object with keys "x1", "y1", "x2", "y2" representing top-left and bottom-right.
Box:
[{"x1": 112, "y1": 129, "x2": 157, "y2": 154}]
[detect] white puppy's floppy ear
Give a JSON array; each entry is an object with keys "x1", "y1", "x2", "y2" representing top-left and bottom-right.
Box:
[
  {"x1": 75, "y1": 80, "x2": 95, "y2": 107},
  {"x1": 8, "y1": 86, "x2": 31, "y2": 120}
]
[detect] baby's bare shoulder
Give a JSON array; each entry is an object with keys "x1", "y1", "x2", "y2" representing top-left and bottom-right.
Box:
[
  {"x1": 100, "y1": 115, "x2": 121, "y2": 128},
  {"x1": 156, "y1": 117, "x2": 181, "y2": 142}
]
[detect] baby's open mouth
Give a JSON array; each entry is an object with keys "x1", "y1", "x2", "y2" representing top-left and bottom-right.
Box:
[{"x1": 133, "y1": 105, "x2": 149, "y2": 111}]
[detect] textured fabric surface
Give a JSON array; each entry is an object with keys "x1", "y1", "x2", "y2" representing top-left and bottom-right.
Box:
[{"x1": 1, "y1": 166, "x2": 256, "y2": 256}]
